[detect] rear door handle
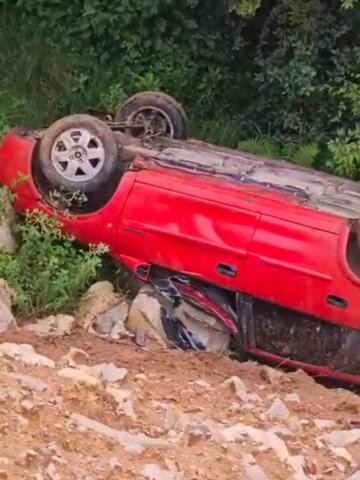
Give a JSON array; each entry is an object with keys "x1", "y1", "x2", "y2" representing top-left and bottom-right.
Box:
[
  {"x1": 216, "y1": 263, "x2": 237, "y2": 277},
  {"x1": 327, "y1": 295, "x2": 348, "y2": 309}
]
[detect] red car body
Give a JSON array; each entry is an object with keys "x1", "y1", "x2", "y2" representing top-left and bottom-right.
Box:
[{"x1": 1, "y1": 128, "x2": 360, "y2": 384}]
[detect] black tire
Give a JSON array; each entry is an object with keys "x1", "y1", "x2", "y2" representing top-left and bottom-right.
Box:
[
  {"x1": 38, "y1": 114, "x2": 118, "y2": 192},
  {"x1": 115, "y1": 91, "x2": 188, "y2": 139}
]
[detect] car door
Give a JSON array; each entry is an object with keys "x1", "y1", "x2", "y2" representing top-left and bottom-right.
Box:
[{"x1": 117, "y1": 169, "x2": 259, "y2": 289}]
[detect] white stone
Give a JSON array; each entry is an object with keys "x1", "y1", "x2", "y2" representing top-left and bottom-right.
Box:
[
  {"x1": 284, "y1": 393, "x2": 301, "y2": 403},
  {"x1": 313, "y1": 419, "x2": 336, "y2": 430},
  {"x1": 93, "y1": 301, "x2": 129, "y2": 336},
  {"x1": 0, "y1": 343, "x2": 54, "y2": 367},
  {"x1": 164, "y1": 404, "x2": 177, "y2": 431},
  {"x1": 23, "y1": 314, "x2": 74, "y2": 337},
  {"x1": 242, "y1": 454, "x2": 256, "y2": 464},
  {"x1": 319, "y1": 429, "x2": 360, "y2": 448},
  {"x1": 126, "y1": 289, "x2": 166, "y2": 346},
  {"x1": 260, "y1": 366, "x2": 283, "y2": 384},
  {"x1": 264, "y1": 398, "x2": 290, "y2": 421},
  {"x1": 347, "y1": 470, "x2": 360, "y2": 480},
  {"x1": 57, "y1": 368, "x2": 100, "y2": 387},
  {"x1": 222, "y1": 376, "x2": 248, "y2": 402},
  {"x1": 45, "y1": 463, "x2": 61, "y2": 480},
  {"x1": 33, "y1": 475, "x2": 45, "y2": 480},
  {"x1": 329, "y1": 446, "x2": 355, "y2": 466},
  {"x1": 109, "y1": 457, "x2": 122, "y2": 470},
  {"x1": 106, "y1": 386, "x2": 136, "y2": 419},
  {"x1": 77, "y1": 281, "x2": 123, "y2": 331},
  {"x1": 69, "y1": 413, "x2": 168, "y2": 450},
  {"x1": 0, "y1": 279, "x2": 15, "y2": 333},
  {"x1": 287, "y1": 416, "x2": 303, "y2": 433},
  {"x1": 141, "y1": 464, "x2": 180, "y2": 480},
  {"x1": 124, "y1": 444, "x2": 144, "y2": 455},
  {"x1": 58, "y1": 348, "x2": 90, "y2": 368},
  {"x1": 86, "y1": 363, "x2": 127, "y2": 383},
  {"x1": 269, "y1": 426, "x2": 293, "y2": 439},
  {"x1": 7, "y1": 373, "x2": 49, "y2": 392},
  {"x1": 13, "y1": 415, "x2": 29, "y2": 430},
  {"x1": 192, "y1": 379, "x2": 211, "y2": 389},
  {"x1": 244, "y1": 463, "x2": 268, "y2": 480},
  {"x1": 217, "y1": 421, "x2": 309, "y2": 477},
  {"x1": 21, "y1": 400, "x2": 35, "y2": 412},
  {"x1": 336, "y1": 463, "x2": 346, "y2": 473},
  {"x1": 219, "y1": 423, "x2": 289, "y2": 461}
]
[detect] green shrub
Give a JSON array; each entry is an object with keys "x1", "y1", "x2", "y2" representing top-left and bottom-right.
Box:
[
  {"x1": 238, "y1": 136, "x2": 320, "y2": 167},
  {"x1": 190, "y1": 118, "x2": 245, "y2": 148},
  {"x1": 327, "y1": 126, "x2": 360, "y2": 179},
  {"x1": 0, "y1": 198, "x2": 107, "y2": 318},
  {"x1": 0, "y1": 1, "x2": 360, "y2": 179}
]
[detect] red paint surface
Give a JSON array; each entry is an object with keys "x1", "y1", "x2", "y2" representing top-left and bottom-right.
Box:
[{"x1": 0, "y1": 131, "x2": 359, "y2": 383}]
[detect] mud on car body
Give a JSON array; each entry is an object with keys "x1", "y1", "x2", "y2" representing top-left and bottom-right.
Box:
[{"x1": 0, "y1": 91, "x2": 359, "y2": 384}]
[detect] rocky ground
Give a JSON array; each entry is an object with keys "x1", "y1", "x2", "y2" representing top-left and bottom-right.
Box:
[
  {"x1": 0, "y1": 325, "x2": 359, "y2": 480},
  {"x1": 0, "y1": 174, "x2": 359, "y2": 479}
]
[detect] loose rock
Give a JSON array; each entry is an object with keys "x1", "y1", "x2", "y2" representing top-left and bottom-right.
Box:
[
  {"x1": 106, "y1": 386, "x2": 136, "y2": 419},
  {"x1": 0, "y1": 343, "x2": 54, "y2": 367},
  {"x1": 217, "y1": 421, "x2": 309, "y2": 477},
  {"x1": 0, "y1": 279, "x2": 15, "y2": 333},
  {"x1": 93, "y1": 301, "x2": 129, "y2": 336},
  {"x1": 58, "y1": 348, "x2": 90, "y2": 368},
  {"x1": 69, "y1": 413, "x2": 168, "y2": 449},
  {"x1": 57, "y1": 368, "x2": 100, "y2": 387},
  {"x1": 328, "y1": 446, "x2": 355, "y2": 466},
  {"x1": 313, "y1": 419, "x2": 336, "y2": 430},
  {"x1": 0, "y1": 210, "x2": 16, "y2": 253},
  {"x1": 259, "y1": 366, "x2": 283, "y2": 384},
  {"x1": 244, "y1": 463, "x2": 268, "y2": 480},
  {"x1": 126, "y1": 289, "x2": 167, "y2": 347},
  {"x1": 264, "y1": 398, "x2": 290, "y2": 421},
  {"x1": 222, "y1": 376, "x2": 248, "y2": 402},
  {"x1": 347, "y1": 469, "x2": 360, "y2": 480},
  {"x1": 86, "y1": 363, "x2": 127, "y2": 383},
  {"x1": 7, "y1": 373, "x2": 49, "y2": 392},
  {"x1": 284, "y1": 393, "x2": 301, "y2": 403},
  {"x1": 319, "y1": 429, "x2": 360, "y2": 448},
  {"x1": 23, "y1": 315, "x2": 74, "y2": 337},
  {"x1": 45, "y1": 463, "x2": 61, "y2": 480},
  {"x1": 141, "y1": 463, "x2": 180, "y2": 480},
  {"x1": 77, "y1": 281, "x2": 123, "y2": 331}
]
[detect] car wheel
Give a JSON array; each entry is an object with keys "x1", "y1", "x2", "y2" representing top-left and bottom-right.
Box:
[
  {"x1": 38, "y1": 114, "x2": 118, "y2": 192},
  {"x1": 115, "y1": 91, "x2": 188, "y2": 139}
]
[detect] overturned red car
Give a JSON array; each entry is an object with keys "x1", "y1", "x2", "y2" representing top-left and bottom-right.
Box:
[{"x1": 0, "y1": 91, "x2": 359, "y2": 384}]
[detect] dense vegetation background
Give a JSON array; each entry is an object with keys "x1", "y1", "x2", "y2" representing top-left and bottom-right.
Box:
[{"x1": 0, "y1": 0, "x2": 360, "y2": 177}]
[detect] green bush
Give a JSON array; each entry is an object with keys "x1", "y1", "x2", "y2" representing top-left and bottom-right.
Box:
[
  {"x1": 0, "y1": 1, "x2": 360, "y2": 177},
  {"x1": 328, "y1": 127, "x2": 360, "y2": 179},
  {"x1": 238, "y1": 136, "x2": 320, "y2": 167},
  {"x1": 0, "y1": 194, "x2": 107, "y2": 318}
]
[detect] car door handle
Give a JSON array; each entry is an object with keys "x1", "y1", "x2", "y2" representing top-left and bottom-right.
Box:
[
  {"x1": 327, "y1": 295, "x2": 348, "y2": 309},
  {"x1": 216, "y1": 263, "x2": 237, "y2": 277}
]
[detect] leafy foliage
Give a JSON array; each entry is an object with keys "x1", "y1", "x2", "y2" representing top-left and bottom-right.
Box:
[
  {"x1": 238, "y1": 136, "x2": 319, "y2": 167},
  {"x1": 0, "y1": 0, "x2": 360, "y2": 176},
  {"x1": 328, "y1": 127, "x2": 360, "y2": 179},
  {"x1": 0, "y1": 197, "x2": 107, "y2": 317},
  {"x1": 229, "y1": 0, "x2": 261, "y2": 16}
]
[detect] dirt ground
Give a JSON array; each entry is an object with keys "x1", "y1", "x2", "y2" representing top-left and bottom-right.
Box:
[{"x1": 0, "y1": 326, "x2": 359, "y2": 480}]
